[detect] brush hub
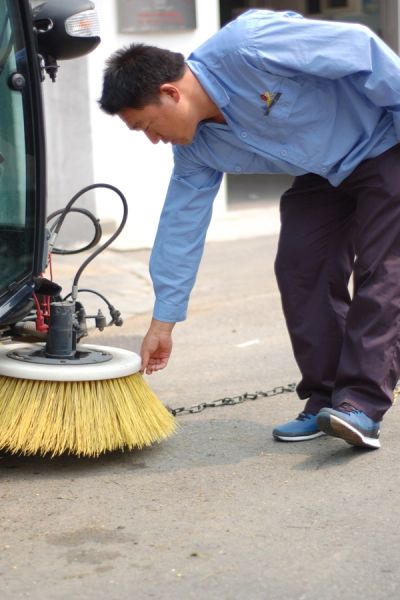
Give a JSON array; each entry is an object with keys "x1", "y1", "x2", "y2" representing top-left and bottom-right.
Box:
[
  {"x1": 0, "y1": 343, "x2": 142, "y2": 381},
  {"x1": 7, "y1": 346, "x2": 113, "y2": 366}
]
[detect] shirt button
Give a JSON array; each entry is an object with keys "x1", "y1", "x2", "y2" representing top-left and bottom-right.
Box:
[
  {"x1": 235, "y1": 166, "x2": 242, "y2": 173},
  {"x1": 240, "y1": 131, "x2": 247, "y2": 138},
  {"x1": 280, "y1": 149, "x2": 287, "y2": 157},
  {"x1": 321, "y1": 167, "x2": 327, "y2": 173}
]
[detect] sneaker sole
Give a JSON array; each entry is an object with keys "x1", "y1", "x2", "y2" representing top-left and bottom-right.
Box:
[
  {"x1": 273, "y1": 431, "x2": 326, "y2": 442},
  {"x1": 317, "y1": 413, "x2": 380, "y2": 449}
]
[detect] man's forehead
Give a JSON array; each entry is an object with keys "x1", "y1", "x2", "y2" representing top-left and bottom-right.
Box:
[
  {"x1": 119, "y1": 104, "x2": 161, "y2": 125},
  {"x1": 118, "y1": 107, "x2": 144, "y2": 128}
]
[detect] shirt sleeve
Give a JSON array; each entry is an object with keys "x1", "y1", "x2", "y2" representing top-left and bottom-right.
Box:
[
  {"x1": 149, "y1": 150, "x2": 223, "y2": 322},
  {"x1": 247, "y1": 11, "x2": 400, "y2": 138}
]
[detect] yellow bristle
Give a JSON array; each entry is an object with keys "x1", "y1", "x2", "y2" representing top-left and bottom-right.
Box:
[{"x1": 0, "y1": 373, "x2": 177, "y2": 457}]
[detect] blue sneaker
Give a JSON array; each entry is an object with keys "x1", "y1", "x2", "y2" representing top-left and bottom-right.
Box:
[
  {"x1": 272, "y1": 412, "x2": 325, "y2": 442},
  {"x1": 316, "y1": 403, "x2": 381, "y2": 449}
]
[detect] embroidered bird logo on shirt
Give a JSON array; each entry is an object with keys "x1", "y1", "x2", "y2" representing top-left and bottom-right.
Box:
[{"x1": 260, "y1": 91, "x2": 282, "y2": 115}]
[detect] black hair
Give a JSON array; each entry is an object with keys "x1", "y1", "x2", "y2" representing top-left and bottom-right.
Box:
[{"x1": 99, "y1": 43, "x2": 186, "y2": 114}]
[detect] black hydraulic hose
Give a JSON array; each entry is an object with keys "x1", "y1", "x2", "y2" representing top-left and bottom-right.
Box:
[
  {"x1": 64, "y1": 287, "x2": 111, "y2": 308},
  {"x1": 47, "y1": 206, "x2": 102, "y2": 254},
  {"x1": 62, "y1": 287, "x2": 123, "y2": 327},
  {"x1": 49, "y1": 183, "x2": 128, "y2": 300}
]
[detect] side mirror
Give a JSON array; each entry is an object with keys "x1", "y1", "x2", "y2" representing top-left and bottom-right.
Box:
[{"x1": 33, "y1": 0, "x2": 101, "y2": 80}]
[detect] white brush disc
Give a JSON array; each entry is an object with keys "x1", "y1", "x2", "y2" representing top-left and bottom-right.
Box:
[{"x1": 0, "y1": 343, "x2": 142, "y2": 382}]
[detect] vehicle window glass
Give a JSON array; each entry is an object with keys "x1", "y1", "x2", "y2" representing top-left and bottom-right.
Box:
[{"x1": 0, "y1": 0, "x2": 35, "y2": 296}]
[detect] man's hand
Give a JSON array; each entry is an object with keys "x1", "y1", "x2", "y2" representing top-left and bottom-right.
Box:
[{"x1": 140, "y1": 318, "x2": 175, "y2": 374}]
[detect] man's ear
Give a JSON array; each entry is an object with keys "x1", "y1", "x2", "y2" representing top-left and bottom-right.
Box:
[{"x1": 159, "y1": 83, "x2": 181, "y2": 103}]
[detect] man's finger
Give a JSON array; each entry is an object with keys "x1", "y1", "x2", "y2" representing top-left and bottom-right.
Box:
[{"x1": 140, "y1": 349, "x2": 150, "y2": 373}]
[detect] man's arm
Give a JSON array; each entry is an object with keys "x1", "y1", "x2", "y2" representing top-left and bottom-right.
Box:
[
  {"x1": 150, "y1": 160, "x2": 223, "y2": 323},
  {"x1": 141, "y1": 153, "x2": 223, "y2": 372}
]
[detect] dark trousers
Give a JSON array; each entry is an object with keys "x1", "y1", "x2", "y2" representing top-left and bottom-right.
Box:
[{"x1": 274, "y1": 144, "x2": 400, "y2": 422}]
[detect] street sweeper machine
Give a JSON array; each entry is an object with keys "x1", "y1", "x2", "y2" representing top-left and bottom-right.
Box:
[{"x1": 0, "y1": 0, "x2": 176, "y2": 457}]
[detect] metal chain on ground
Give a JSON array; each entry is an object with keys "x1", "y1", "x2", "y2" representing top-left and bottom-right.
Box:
[{"x1": 168, "y1": 383, "x2": 297, "y2": 417}]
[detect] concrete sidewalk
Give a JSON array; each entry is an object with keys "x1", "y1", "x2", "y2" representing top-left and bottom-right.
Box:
[{"x1": 1, "y1": 204, "x2": 400, "y2": 600}]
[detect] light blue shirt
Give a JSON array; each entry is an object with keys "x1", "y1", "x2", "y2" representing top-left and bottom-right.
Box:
[{"x1": 150, "y1": 9, "x2": 400, "y2": 322}]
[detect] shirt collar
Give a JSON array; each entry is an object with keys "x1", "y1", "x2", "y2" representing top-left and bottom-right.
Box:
[{"x1": 186, "y1": 59, "x2": 230, "y2": 110}]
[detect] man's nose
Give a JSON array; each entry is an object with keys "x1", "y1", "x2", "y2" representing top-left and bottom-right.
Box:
[{"x1": 145, "y1": 131, "x2": 161, "y2": 144}]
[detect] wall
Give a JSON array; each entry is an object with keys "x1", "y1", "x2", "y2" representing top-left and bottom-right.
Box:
[
  {"x1": 86, "y1": 0, "x2": 225, "y2": 250},
  {"x1": 41, "y1": 50, "x2": 96, "y2": 245}
]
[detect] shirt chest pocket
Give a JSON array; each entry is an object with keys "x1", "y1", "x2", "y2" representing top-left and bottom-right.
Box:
[
  {"x1": 226, "y1": 70, "x2": 301, "y2": 138},
  {"x1": 257, "y1": 73, "x2": 301, "y2": 122}
]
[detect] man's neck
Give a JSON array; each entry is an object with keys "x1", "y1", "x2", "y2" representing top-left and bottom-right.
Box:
[
  {"x1": 208, "y1": 112, "x2": 227, "y2": 124},
  {"x1": 183, "y1": 66, "x2": 227, "y2": 124}
]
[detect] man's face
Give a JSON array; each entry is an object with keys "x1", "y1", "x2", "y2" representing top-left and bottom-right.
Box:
[{"x1": 118, "y1": 87, "x2": 198, "y2": 146}]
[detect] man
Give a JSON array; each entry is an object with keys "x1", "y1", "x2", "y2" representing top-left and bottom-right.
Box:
[{"x1": 100, "y1": 9, "x2": 400, "y2": 450}]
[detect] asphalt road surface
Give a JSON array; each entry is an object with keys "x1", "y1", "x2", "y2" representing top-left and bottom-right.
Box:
[{"x1": 1, "y1": 235, "x2": 399, "y2": 599}]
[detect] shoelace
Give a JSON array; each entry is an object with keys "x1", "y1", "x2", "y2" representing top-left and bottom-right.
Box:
[
  {"x1": 297, "y1": 405, "x2": 362, "y2": 421},
  {"x1": 296, "y1": 412, "x2": 314, "y2": 421}
]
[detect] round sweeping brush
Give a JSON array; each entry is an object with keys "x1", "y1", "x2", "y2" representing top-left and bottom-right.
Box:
[
  {"x1": 0, "y1": 342, "x2": 177, "y2": 457},
  {"x1": 0, "y1": 185, "x2": 177, "y2": 457}
]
